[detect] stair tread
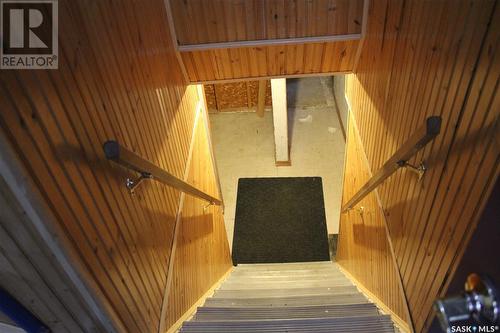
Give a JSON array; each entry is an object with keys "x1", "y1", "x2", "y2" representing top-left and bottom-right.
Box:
[
  {"x1": 193, "y1": 304, "x2": 380, "y2": 320},
  {"x1": 230, "y1": 270, "x2": 345, "y2": 275},
  {"x1": 178, "y1": 262, "x2": 397, "y2": 333},
  {"x1": 236, "y1": 261, "x2": 333, "y2": 267},
  {"x1": 230, "y1": 273, "x2": 345, "y2": 279},
  {"x1": 234, "y1": 263, "x2": 339, "y2": 269},
  {"x1": 204, "y1": 294, "x2": 369, "y2": 307},
  {"x1": 226, "y1": 274, "x2": 347, "y2": 282},
  {"x1": 180, "y1": 316, "x2": 395, "y2": 332},
  {"x1": 196, "y1": 303, "x2": 378, "y2": 313},
  {"x1": 214, "y1": 286, "x2": 359, "y2": 298},
  {"x1": 185, "y1": 314, "x2": 392, "y2": 327},
  {"x1": 218, "y1": 282, "x2": 353, "y2": 290},
  {"x1": 223, "y1": 280, "x2": 352, "y2": 286},
  {"x1": 234, "y1": 262, "x2": 336, "y2": 271}
]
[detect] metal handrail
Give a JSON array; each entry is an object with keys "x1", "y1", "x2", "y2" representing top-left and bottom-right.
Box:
[
  {"x1": 341, "y1": 116, "x2": 442, "y2": 213},
  {"x1": 103, "y1": 140, "x2": 222, "y2": 205}
]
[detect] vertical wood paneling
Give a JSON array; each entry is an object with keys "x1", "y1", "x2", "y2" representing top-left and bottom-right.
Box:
[
  {"x1": 0, "y1": 0, "x2": 231, "y2": 332},
  {"x1": 181, "y1": 40, "x2": 359, "y2": 82},
  {"x1": 170, "y1": 0, "x2": 364, "y2": 45},
  {"x1": 338, "y1": 1, "x2": 499, "y2": 331},
  {"x1": 164, "y1": 115, "x2": 232, "y2": 330},
  {"x1": 337, "y1": 113, "x2": 411, "y2": 329}
]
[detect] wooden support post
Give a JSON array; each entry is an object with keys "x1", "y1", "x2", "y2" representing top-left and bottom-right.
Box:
[
  {"x1": 271, "y1": 78, "x2": 290, "y2": 166},
  {"x1": 246, "y1": 82, "x2": 252, "y2": 109},
  {"x1": 256, "y1": 80, "x2": 266, "y2": 117}
]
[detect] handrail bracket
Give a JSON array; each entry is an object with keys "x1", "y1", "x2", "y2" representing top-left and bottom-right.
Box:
[
  {"x1": 126, "y1": 172, "x2": 152, "y2": 194},
  {"x1": 398, "y1": 160, "x2": 426, "y2": 181}
]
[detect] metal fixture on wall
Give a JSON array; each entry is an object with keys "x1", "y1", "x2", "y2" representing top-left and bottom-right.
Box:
[
  {"x1": 103, "y1": 140, "x2": 222, "y2": 205},
  {"x1": 342, "y1": 116, "x2": 442, "y2": 213},
  {"x1": 434, "y1": 274, "x2": 499, "y2": 332},
  {"x1": 399, "y1": 160, "x2": 426, "y2": 181},
  {"x1": 355, "y1": 206, "x2": 365, "y2": 215},
  {"x1": 126, "y1": 172, "x2": 152, "y2": 194}
]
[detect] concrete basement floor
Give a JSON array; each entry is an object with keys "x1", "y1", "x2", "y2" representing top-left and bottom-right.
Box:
[{"x1": 210, "y1": 77, "x2": 346, "y2": 250}]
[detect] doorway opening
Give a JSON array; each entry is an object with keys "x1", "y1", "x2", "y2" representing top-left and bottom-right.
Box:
[{"x1": 206, "y1": 76, "x2": 349, "y2": 259}]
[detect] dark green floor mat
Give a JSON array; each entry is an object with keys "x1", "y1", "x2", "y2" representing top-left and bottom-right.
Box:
[{"x1": 232, "y1": 177, "x2": 330, "y2": 264}]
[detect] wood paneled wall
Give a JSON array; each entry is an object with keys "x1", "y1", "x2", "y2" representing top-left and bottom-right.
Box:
[
  {"x1": 205, "y1": 81, "x2": 272, "y2": 112},
  {"x1": 337, "y1": 113, "x2": 411, "y2": 330},
  {"x1": 164, "y1": 113, "x2": 231, "y2": 330},
  {"x1": 338, "y1": 0, "x2": 499, "y2": 332},
  {"x1": 169, "y1": 0, "x2": 363, "y2": 45},
  {"x1": 0, "y1": 0, "x2": 231, "y2": 332},
  {"x1": 181, "y1": 40, "x2": 359, "y2": 82}
]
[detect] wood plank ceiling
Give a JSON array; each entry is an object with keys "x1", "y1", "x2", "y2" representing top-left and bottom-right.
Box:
[
  {"x1": 165, "y1": 0, "x2": 367, "y2": 82},
  {"x1": 170, "y1": 0, "x2": 364, "y2": 44}
]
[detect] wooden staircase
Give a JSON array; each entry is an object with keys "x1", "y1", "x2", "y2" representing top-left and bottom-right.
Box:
[{"x1": 178, "y1": 261, "x2": 398, "y2": 332}]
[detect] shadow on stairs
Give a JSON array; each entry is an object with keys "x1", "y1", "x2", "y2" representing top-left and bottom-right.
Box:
[{"x1": 178, "y1": 261, "x2": 399, "y2": 332}]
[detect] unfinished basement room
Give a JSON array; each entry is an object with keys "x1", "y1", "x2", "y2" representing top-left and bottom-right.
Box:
[{"x1": 0, "y1": 1, "x2": 498, "y2": 333}]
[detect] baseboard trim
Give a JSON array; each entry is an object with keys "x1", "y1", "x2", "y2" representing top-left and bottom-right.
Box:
[
  {"x1": 166, "y1": 268, "x2": 233, "y2": 333},
  {"x1": 275, "y1": 160, "x2": 292, "y2": 167},
  {"x1": 338, "y1": 265, "x2": 411, "y2": 333}
]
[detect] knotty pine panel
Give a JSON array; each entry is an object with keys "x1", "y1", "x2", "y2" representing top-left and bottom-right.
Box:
[
  {"x1": 337, "y1": 113, "x2": 411, "y2": 328},
  {"x1": 181, "y1": 40, "x2": 359, "y2": 82},
  {"x1": 0, "y1": 0, "x2": 230, "y2": 332},
  {"x1": 164, "y1": 116, "x2": 231, "y2": 330},
  {"x1": 170, "y1": 0, "x2": 364, "y2": 45},
  {"x1": 339, "y1": 0, "x2": 499, "y2": 331}
]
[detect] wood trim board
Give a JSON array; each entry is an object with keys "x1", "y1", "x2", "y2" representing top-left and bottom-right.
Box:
[
  {"x1": 177, "y1": 34, "x2": 362, "y2": 51},
  {"x1": 191, "y1": 71, "x2": 352, "y2": 85}
]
